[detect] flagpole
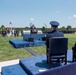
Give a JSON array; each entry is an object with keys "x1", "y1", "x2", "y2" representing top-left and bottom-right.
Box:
[
  {"x1": 29, "y1": 23, "x2": 32, "y2": 38},
  {"x1": 9, "y1": 22, "x2": 13, "y2": 36}
]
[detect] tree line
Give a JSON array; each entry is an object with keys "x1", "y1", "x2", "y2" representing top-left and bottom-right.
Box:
[{"x1": 0, "y1": 24, "x2": 76, "y2": 31}]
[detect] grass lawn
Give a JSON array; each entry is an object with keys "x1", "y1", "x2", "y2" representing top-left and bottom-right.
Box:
[
  {"x1": 30, "y1": 34, "x2": 76, "y2": 54},
  {"x1": 0, "y1": 36, "x2": 32, "y2": 62},
  {"x1": 0, "y1": 33, "x2": 76, "y2": 62},
  {"x1": 64, "y1": 34, "x2": 76, "y2": 49}
]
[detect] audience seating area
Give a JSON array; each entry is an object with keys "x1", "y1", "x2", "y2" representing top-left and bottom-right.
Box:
[
  {"x1": 1, "y1": 50, "x2": 75, "y2": 75},
  {"x1": 9, "y1": 34, "x2": 46, "y2": 48}
]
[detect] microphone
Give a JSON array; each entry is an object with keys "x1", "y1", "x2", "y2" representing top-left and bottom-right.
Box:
[
  {"x1": 28, "y1": 23, "x2": 34, "y2": 42},
  {"x1": 29, "y1": 23, "x2": 32, "y2": 38},
  {"x1": 44, "y1": 23, "x2": 47, "y2": 34}
]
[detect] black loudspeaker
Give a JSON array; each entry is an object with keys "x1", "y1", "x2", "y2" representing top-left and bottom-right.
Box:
[
  {"x1": 42, "y1": 37, "x2": 46, "y2": 41},
  {"x1": 28, "y1": 38, "x2": 34, "y2": 42}
]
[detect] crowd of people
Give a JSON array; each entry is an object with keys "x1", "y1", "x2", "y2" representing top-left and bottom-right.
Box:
[{"x1": 1, "y1": 29, "x2": 20, "y2": 37}]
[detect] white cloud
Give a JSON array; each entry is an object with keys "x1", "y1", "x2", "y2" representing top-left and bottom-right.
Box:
[
  {"x1": 69, "y1": 14, "x2": 76, "y2": 19},
  {"x1": 30, "y1": 18, "x2": 34, "y2": 21}
]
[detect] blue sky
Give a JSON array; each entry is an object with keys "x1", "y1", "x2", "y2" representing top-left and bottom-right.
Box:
[{"x1": 0, "y1": 0, "x2": 76, "y2": 28}]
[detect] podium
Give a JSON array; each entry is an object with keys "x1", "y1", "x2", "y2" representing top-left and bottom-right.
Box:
[
  {"x1": 31, "y1": 29, "x2": 37, "y2": 34},
  {"x1": 28, "y1": 29, "x2": 37, "y2": 42}
]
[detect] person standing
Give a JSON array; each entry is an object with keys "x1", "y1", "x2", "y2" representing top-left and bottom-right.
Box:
[
  {"x1": 30, "y1": 24, "x2": 37, "y2": 34},
  {"x1": 30, "y1": 24, "x2": 36, "y2": 29}
]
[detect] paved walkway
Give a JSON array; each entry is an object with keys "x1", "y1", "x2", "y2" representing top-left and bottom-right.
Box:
[{"x1": 24, "y1": 47, "x2": 39, "y2": 56}]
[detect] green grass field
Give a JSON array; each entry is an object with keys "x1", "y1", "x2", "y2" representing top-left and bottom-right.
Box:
[
  {"x1": 0, "y1": 36, "x2": 32, "y2": 61},
  {"x1": 0, "y1": 34, "x2": 76, "y2": 62}
]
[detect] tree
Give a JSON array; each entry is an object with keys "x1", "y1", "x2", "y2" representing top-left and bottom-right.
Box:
[
  {"x1": 66, "y1": 25, "x2": 72, "y2": 30},
  {"x1": 60, "y1": 26, "x2": 66, "y2": 30},
  {"x1": 25, "y1": 26, "x2": 29, "y2": 30},
  {"x1": 1, "y1": 25, "x2": 5, "y2": 30}
]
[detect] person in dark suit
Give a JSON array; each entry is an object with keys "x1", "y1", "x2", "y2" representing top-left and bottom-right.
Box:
[
  {"x1": 30, "y1": 24, "x2": 36, "y2": 29},
  {"x1": 46, "y1": 21, "x2": 64, "y2": 50},
  {"x1": 30, "y1": 24, "x2": 37, "y2": 34}
]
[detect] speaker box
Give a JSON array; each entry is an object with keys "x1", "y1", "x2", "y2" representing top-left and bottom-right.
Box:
[
  {"x1": 42, "y1": 37, "x2": 46, "y2": 41},
  {"x1": 28, "y1": 38, "x2": 34, "y2": 42}
]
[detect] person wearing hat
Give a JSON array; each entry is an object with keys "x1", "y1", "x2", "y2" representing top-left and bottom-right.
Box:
[
  {"x1": 47, "y1": 21, "x2": 62, "y2": 33},
  {"x1": 46, "y1": 21, "x2": 64, "y2": 63}
]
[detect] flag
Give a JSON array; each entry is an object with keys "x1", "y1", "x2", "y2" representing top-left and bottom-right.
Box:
[{"x1": 10, "y1": 22, "x2": 13, "y2": 24}]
